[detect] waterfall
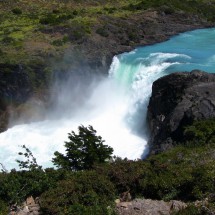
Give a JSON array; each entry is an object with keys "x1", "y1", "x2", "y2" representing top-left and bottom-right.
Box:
[{"x1": 1, "y1": 27, "x2": 215, "y2": 170}]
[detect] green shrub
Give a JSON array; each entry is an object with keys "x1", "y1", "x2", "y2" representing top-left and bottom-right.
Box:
[
  {"x1": 97, "y1": 159, "x2": 147, "y2": 197},
  {"x1": 12, "y1": 8, "x2": 22, "y2": 15},
  {"x1": 40, "y1": 171, "x2": 116, "y2": 215},
  {"x1": 52, "y1": 9, "x2": 60, "y2": 14},
  {"x1": 73, "y1": 10, "x2": 78, "y2": 16},
  {"x1": 39, "y1": 13, "x2": 73, "y2": 25},
  {"x1": 39, "y1": 14, "x2": 58, "y2": 25},
  {"x1": 97, "y1": 118, "x2": 215, "y2": 201},
  {"x1": 104, "y1": 7, "x2": 116, "y2": 14},
  {"x1": 51, "y1": 39, "x2": 64, "y2": 46},
  {"x1": 0, "y1": 49, "x2": 4, "y2": 56},
  {"x1": 173, "y1": 204, "x2": 201, "y2": 215},
  {"x1": 2, "y1": 36, "x2": 14, "y2": 44},
  {"x1": 184, "y1": 119, "x2": 215, "y2": 145},
  {"x1": 0, "y1": 199, "x2": 8, "y2": 215},
  {"x1": 0, "y1": 168, "x2": 68, "y2": 205},
  {"x1": 96, "y1": 27, "x2": 109, "y2": 37},
  {"x1": 159, "y1": 6, "x2": 175, "y2": 15}
]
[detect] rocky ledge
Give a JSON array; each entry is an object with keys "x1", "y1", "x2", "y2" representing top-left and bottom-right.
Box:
[{"x1": 147, "y1": 70, "x2": 215, "y2": 154}]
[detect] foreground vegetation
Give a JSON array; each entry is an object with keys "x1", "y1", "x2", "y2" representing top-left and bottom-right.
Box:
[{"x1": 0, "y1": 119, "x2": 215, "y2": 214}]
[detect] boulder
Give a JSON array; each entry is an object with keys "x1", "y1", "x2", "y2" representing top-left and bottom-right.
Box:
[
  {"x1": 147, "y1": 70, "x2": 215, "y2": 154},
  {"x1": 9, "y1": 196, "x2": 40, "y2": 215},
  {"x1": 116, "y1": 199, "x2": 187, "y2": 215}
]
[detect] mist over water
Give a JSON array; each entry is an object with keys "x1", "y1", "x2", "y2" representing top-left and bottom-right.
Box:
[{"x1": 1, "y1": 28, "x2": 215, "y2": 170}]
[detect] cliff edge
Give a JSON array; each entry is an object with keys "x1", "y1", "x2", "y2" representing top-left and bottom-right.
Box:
[{"x1": 147, "y1": 70, "x2": 215, "y2": 154}]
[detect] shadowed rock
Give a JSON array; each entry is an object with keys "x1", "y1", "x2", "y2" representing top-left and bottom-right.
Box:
[{"x1": 147, "y1": 70, "x2": 215, "y2": 154}]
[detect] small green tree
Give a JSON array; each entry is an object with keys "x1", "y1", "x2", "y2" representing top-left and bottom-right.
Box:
[
  {"x1": 16, "y1": 145, "x2": 42, "y2": 171},
  {"x1": 52, "y1": 125, "x2": 113, "y2": 171}
]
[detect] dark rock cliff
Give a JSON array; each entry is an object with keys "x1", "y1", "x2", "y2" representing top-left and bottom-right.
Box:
[
  {"x1": 147, "y1": 70, "x2": 215, "y2": 154},
  {"x1": 0, "y1": 64, "x2": 31, "y2": 132},
  {"x1": 0, "y1": 63, "x2": 48, "y2": 132}
]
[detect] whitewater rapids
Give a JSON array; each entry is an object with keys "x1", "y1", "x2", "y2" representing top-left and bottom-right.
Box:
[{"x1": 1, "y1": 27, "x2": 215, "y2": 170}]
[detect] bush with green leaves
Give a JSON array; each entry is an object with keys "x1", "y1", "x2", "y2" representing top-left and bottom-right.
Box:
[
  {"x1": 11, "y1": 8, "x2": 22, "y2": 15},
  {"x1": 52, "y1": 125, "x2": 113, "y2": 171},
  {"x1": 0, "y1": 199, "x2": 8, "y2": 215},
  {"x1": 184, "y1": 118, "x2": 215, "y2": 145},
  {"x1": 40, "y1": 171, "x2": 116, "y2": 215},
  {"x1": 96, "y1": 27, "x2": 109, "y2": 37},
  {"x1": 173, "y1": 204, "x2": 201, "y2": 215},
  {"x1": 0, "y1": 167, "x2": 70, "y2": 210},
  {"x1": 0, "y1": 145, "x2": 69, "y2": 209},
  {"x1": 1, "y1": 120, "x2": 215, "y2": 214},
  {"x1": 39, "y1": 13, "x2": 74, "y2": 25}
]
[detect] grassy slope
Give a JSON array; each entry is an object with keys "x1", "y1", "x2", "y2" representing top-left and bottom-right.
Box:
[
  {"x1": 1, "y1": 0, "x2": 215, "y2": 66},
  {"x1": 0, "y1": 0, "x2": 214, "y2": 96},
  {"x1": 0, "y1": 0, "x2": 131, "y2": 65}
]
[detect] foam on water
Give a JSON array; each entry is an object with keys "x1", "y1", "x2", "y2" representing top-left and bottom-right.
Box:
[{"x1": 1, "y1": 28, "x2": 215, "y2": 170}]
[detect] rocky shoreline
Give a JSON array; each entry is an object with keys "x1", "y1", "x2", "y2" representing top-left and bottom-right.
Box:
[{"x1": 74, "y1": 9, "x2": 213, "y2": 74}]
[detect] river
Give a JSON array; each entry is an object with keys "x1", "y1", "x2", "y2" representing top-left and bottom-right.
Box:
[{"x1": 0, "y1": 28, "x2": 215, "y2": 170}]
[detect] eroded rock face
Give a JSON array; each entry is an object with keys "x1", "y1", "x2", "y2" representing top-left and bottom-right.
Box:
[{"x1": 147, "y1": 70, "x2": 215, "y2": 154}]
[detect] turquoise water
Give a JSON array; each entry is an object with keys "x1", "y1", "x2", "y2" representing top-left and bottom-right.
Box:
[
  {"x1": 111, "y1": 28, "x2": 215, "y2": 88},
  {"x1": 110, "y1": 27, "x2": 215, "y2": 145},
  {"x1": 1, "y1": 28, "x2": 215, "y2": 169}
]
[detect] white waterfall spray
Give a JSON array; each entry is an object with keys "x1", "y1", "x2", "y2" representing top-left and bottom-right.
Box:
[{"x1": 0, "y1": 51, "x2": 191, "y2": 170}]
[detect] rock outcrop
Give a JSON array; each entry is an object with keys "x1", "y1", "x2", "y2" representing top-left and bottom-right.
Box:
[
  {"x1": 0, "y1": 62, "x2": 49, "y2": 132},
  {"x1": 147, "y1": 70, "x2": 215, "y2": 154},
  {"x1": 116, "y1": 199, "x2": 187, "y2": 215},
  {"x1": 9, "y1": 196, "x2": 40, "y2": 215},
  {"x1": 0, "y1": 64, "x2": 32, "y2": 132}
]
